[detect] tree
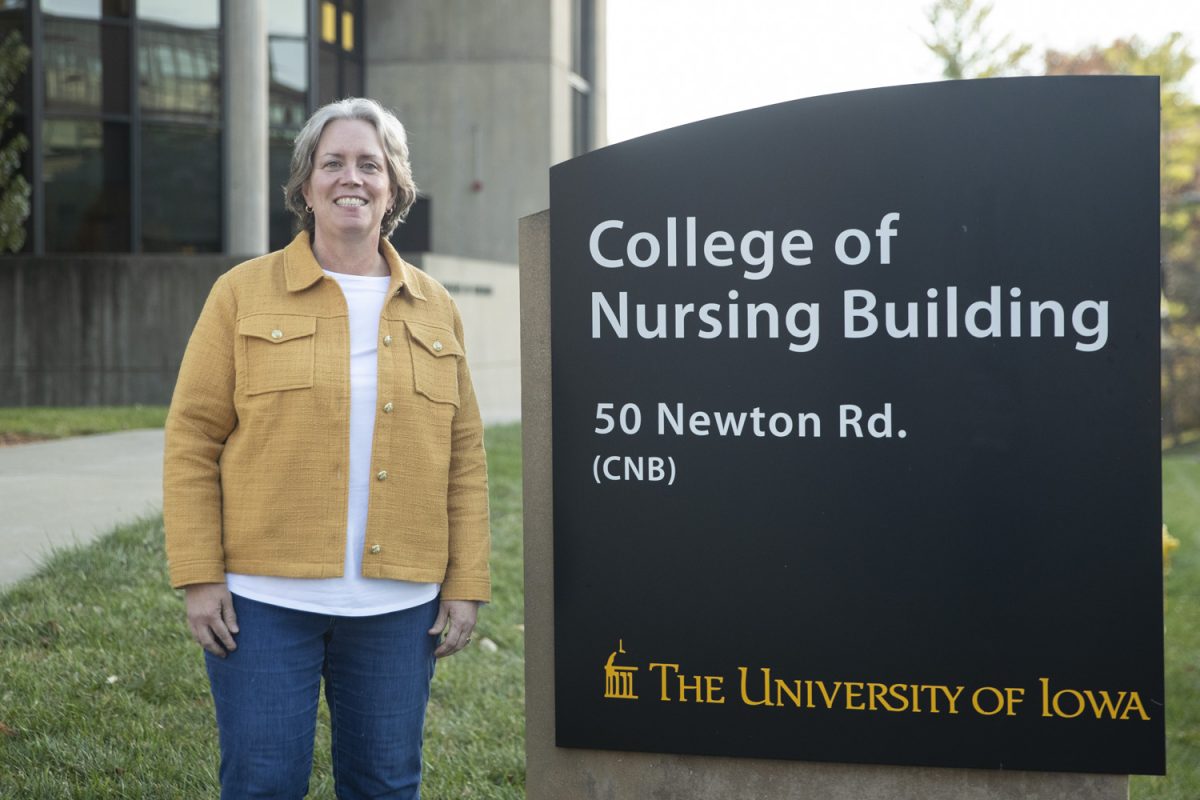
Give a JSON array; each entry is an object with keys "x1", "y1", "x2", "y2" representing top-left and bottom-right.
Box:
[
  {"x1": 0, "y1": 29, "x2": 30, "y2": 254},
  {"x1": 922, "y1": 0, "x2": 1031, "y2": 79},
  {"x1": 923, "y1": 4, "x2": 1200, "y2": 438},
  {"x1": 1045, "y1": 35, "x2": 1200, "y2": 439}
]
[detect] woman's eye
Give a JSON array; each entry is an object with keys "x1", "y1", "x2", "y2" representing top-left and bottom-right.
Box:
[{"x1": 362, "y1": 162, "x2": 379, "y2": 172}]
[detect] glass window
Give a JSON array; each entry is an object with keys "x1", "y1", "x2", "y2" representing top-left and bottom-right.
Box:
[
  {"x1": 341, "y1": 10, "x2": 353, "y2": 52},
  {"x1": 269, "y1": 0, "x2": 308, "y2": 127},
  {"x1": 267, "y1": 0, "x2": 306, "y2": 37},
  {"x1": 572, "y1": 87, "x2": 590, "y2": 157},
  {"x1": 43, "y1": 0, "x2": 98, "y2": 17},
  {"x1": 389, "y1": 195, "x2": 430, "y2": 252},
  {"x1": 269, "y1": 36, "x2": 308, "y2": 128},
  {"x1": 270, "y1": 36, "x2": 307, "y2": 96},
  {"x1": 268, "y1": 0, "x2": 308, "y2": 252},
  {"x1": 136, "y1": 0, "x2": 217, "y2": 28},
  {"x1": 318, "y1": 46, "x2": 338, "y2": 104},
  {"x1": 343, "y1": 58, "x2": 361, "y2": 97},
  {"x1": 140, "y1": 122, "x2": 220, "y2": 252},
  {"x1": 43, "y1": 119, "x2": 130, "y2": 251},
  {"x1": 320, "y1": 1, "x2": 336, "y2": 44},
  {"x1": 138, "y1": 23, "x2": 219, "y2": 119},
  {"x1": 571, "y1": 0, "x2": 591, "y2": 78},
  {"x1": 41, "y1": 0, "x2": 129, "y2": 19},
  {"x1": 269, "y1": 134, "x2": 296, "y2": 251},
  {"x1": 569, "y1": 0, "x2": 593, "y2": 156},
  {"x1": 43, "y1": 18, "x2": 129, "y2": 114}
]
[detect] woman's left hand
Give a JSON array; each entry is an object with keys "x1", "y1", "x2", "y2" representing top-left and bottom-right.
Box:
[{"x1": 429, "y1": 599, "x2": 480, "y2": 658}]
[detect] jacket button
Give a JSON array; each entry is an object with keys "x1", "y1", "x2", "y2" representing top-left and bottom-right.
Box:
[
  {"x1": 271, "y1": 329, "x2": 283, "y2": 340},
  {"x1": 370, "y1": 544, "x2": 381, "y2": 554},
  {"x1": 376, "y1": 470, "x2": 388, "y2": 481},
  {"x1": 383, "y1": 402, "x2": 393, "y2": 413},
  {"x1": 382, "y1": 334, "x2": 392, "y2": 346},
  {"x1": 433, "y1": 340, "x2": 443, "y2": 352}
]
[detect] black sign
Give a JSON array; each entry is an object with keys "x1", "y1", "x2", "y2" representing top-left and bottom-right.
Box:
[{"x1": 549, "y1": 77, "x2": 1163, "y2": 775}]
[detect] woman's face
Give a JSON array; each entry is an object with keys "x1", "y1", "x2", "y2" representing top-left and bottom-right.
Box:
[{"x1": 302, "y1": 118, "x2": 395, "y2": 245}]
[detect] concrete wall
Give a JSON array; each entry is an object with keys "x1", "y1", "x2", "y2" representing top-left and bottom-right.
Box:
[
  {"x1": 0, "y1": 254, "x2": 521, "y2": 424},
  {"x1": 402, "y1": 252, "x2": 521, "y2": 423},
  {"x1": 0, "y1": 256, "x2": 238, "y2": 406},
  {"x1": 364, "y1": 0, "x2": 606, "y2": 265}
]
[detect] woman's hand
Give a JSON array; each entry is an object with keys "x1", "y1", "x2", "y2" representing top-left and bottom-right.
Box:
[
  {"x1": 428, "y1": 599, "x2": 480, "y2": 658},
  {"x1": 184, "y1": 583, "x2": 240, "y2": 658}
]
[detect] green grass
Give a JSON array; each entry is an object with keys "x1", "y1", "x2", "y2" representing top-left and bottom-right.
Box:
[
  {"x1": 1165, "y1": 435, "x2": 1200, "y2": 459},
  {"x1": 0, "y1": 423, "x2": 524, "y2": 799},
  {"x1": 1133, "y1": 453, "x2": 1200, "y2": 799},
  {"x1": 0, "y1": 405, "x2": 168, "y2": 440},
  {"x1": 2, "y1": 427, "x2": 1199, "y2": 796}
]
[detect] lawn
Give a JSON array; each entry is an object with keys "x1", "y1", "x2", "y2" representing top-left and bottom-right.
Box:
[
  {"x1": 1133, "y1": 452, "x2": 1200, "y2": 799},
  {"x1": 0, "y1": 424, "x2": 525, "y2": 799},
  {"x1": 0, "y1": 424, "x2": 1197, "y2": 797},
  {"x1": 0, "y1": 405, "x2": 168, "y2": 444}
]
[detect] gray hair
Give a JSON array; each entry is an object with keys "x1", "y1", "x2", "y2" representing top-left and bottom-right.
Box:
[{"x1": 284, "y1": 97, "x2": 418, "y2": 239}]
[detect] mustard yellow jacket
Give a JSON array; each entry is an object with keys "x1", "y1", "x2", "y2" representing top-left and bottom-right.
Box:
[{"x1": 163, "y1": 233, "x2": 490, "y2": 601}]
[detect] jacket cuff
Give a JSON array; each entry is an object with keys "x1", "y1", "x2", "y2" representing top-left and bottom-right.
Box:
[
  {"x1": 440, "y1": 574, "x2": 491, "y2": 603},
  {"x1": 169, "y1": 560, "x2": 228, "y2": 589}
]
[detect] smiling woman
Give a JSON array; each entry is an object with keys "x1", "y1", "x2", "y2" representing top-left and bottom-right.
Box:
[
  {"x1": 301, "y1": 118, "x2": 394, "y2": 271},
  {"x1": 283, "y1": 99, "x2": 418, "y2": 276},
  {"x1": 163, "y1": 97, "x2": 491, "y2": 800}
]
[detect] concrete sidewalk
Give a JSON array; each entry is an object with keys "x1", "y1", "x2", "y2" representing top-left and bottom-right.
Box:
[{"x1": 0, "y1": 429, "x2": 164, "y2": 590}]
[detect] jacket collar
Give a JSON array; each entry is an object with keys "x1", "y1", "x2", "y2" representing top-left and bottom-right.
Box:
[{"x1": 283, "y1": 231, "x2": 426, "y2": 301}]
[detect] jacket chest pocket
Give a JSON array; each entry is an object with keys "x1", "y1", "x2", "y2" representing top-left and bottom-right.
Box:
[
  {"x1": 238, "y1": 314, "x2": 317, "y2": 395},
  {"x1": 405, "y1": 321, "x2": 462, "y2": 407}
]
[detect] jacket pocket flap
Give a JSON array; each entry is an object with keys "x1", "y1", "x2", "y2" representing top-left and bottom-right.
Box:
[
  {"x1": 238, "y1": 314, "x2": 317, "y2": 344},
  {"x1": 406, "y1": 321, "x2": 463, "y2": 358}
]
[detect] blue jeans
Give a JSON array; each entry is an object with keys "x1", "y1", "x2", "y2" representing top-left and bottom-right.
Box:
[{"x1": 204, "y1": 594, "x2": 439, "y2": 799}]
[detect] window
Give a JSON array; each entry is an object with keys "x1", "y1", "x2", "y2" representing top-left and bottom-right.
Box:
[
  {"x1": 140, "y1": 121, "x2": 219, "y2": 252},
  {"x1": 569, "y1": 0, "x2": 594, "y2": 156},
  {"x1": 41, "y1": 0, "x2": 136, "y2": 252},
  {"x1": 43, "y1": 119, "x2": 130, "y2": 251},
  {"x1": 43, "y1": 17, "x2": 129, "y2": 114},
  {"x1": 268, "y1": 0, "x2": 309, "y2": 250},
  {"x1": 316, "y1": 0, "x2": 362, "y2": 104},
  {"x1": 12, "y1": 0, "x2": 378, "y2": 254},
  {"x1": 40, "y1": 0, "x2": 130, "y2": 20},
  {"x1": 137, "y1": 22, "x2": 220, "y2": 120},
  {"x1": 136, "y1": 0, "x2": 220, "y2": 251},
  {"x1": 33, "y1": 0, "x2": 222, "y2": 253}
]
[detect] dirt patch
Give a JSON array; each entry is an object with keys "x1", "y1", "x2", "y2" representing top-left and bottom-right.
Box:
[{"x1": 0, "y1": 432, "x2": 52, "y2": 447}]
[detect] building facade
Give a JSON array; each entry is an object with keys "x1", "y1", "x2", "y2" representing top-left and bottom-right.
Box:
[{"x1": 0, "y1": 0, "x2": 605, "y2": 418}]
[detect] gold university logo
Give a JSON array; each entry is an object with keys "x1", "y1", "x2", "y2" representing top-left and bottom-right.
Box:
[{"x1": 604, "y1": 640, "x2": 638, "y2": 699}]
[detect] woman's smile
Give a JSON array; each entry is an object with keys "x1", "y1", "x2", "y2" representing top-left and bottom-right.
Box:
[{"x1": 303, "y1": 118, "x2": 394, "y2": 241}]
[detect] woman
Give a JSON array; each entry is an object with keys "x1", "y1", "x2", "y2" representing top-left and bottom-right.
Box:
[{"x1": 164, "y1": 97, "x2": 490, "y2": 799}]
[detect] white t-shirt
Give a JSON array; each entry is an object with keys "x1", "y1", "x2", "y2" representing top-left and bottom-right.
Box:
[{"x1": 227, "y1": 269, "x2": 440, "y2": 615}]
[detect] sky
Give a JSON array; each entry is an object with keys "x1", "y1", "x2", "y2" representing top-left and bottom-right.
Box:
[{"x1": 606, "y1": 0, "x2": 1200, "y2": 143}]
